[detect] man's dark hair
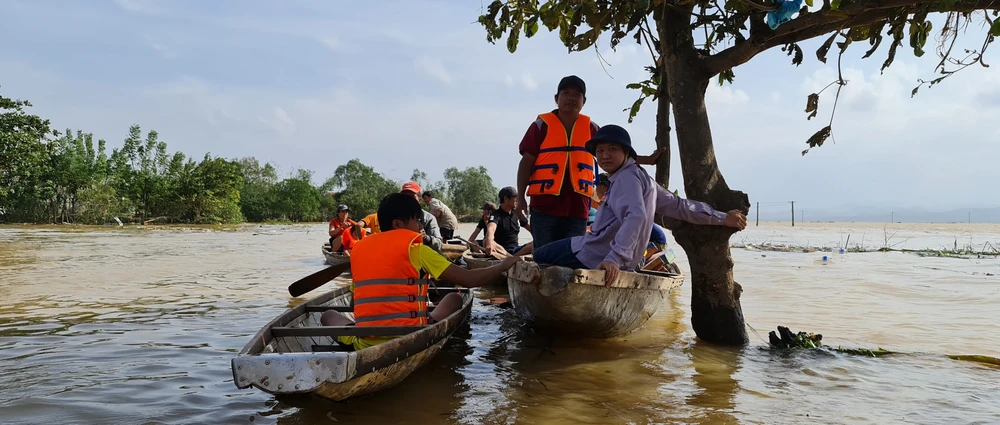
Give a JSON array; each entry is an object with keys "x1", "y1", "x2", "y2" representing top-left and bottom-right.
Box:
[
  {"x1": 422, "y1": 190, "x2": 434, "y2": 199},
  {"x1": 498, "y1": 186, "x2": 517, "y2": 203},
  {"x1": 378, "y1": 193, "x2": 423, "y2": 231}
]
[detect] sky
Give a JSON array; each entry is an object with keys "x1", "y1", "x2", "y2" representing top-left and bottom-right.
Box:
[{"x1": 2, "y1": 0, "x2": 999, "y2": 221}]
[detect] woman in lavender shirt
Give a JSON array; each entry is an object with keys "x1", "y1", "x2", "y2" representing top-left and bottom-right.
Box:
[{"x1": 531, "y1": 124, "x2": 747, "y2": 286}]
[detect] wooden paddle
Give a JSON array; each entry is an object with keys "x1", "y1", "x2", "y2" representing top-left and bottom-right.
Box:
[
  {"x1": 288, "y1": 262, "x2": 352, "y2": 298},
  {"x1": 455, "y1": 236, "x2": 509, "y2": 260}
]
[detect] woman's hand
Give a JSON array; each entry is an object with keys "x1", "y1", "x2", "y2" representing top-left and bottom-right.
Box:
[{"x1": 724, "y1": 210, "x2": 747, "y2": 230}]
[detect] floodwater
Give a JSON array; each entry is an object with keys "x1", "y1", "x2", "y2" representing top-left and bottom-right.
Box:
[{"x1": 1, "y1": 222, "x2": 998, "y2": 425}]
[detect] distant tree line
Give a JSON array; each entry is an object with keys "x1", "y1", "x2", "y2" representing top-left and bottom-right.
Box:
[{"x1": 0, "y1": 89, "x2": 498, "y2": 224}]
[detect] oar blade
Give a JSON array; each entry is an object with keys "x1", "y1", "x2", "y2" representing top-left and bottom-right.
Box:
[{"x1": 288, "y1": 262, "x2": 352, "y2": 298}]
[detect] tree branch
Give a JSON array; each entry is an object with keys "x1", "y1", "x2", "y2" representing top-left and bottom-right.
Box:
[{"x1": 705, "y1": 0, "x2": 1000, "y2": 76}]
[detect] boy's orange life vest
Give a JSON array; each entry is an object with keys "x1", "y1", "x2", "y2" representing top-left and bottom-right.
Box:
[
  {"x1": 350, "y1": 229, "x2": 429, "y2": 327},
  {"x1": 526, "y1": 112, "x2": 596, "y2": 199}
]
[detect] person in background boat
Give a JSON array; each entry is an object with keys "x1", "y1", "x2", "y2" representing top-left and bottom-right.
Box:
[
  {"x1": 356, "y1": 182, "x2": 444, "y2": 252},
  {"x1": 476, "y1": 187, "x2": 533, "y2": 257},
  {"x1": 421, "y1": 190, "x2": 459, "y2": 240},
  {"x1": 328, "y1": 205, "x2": 356, "y2": 252},
  {"x1": 320, "y1": 193, "x2": 522, "y2": 350},
  {"x1": 467, "y1": 202, "x2": 496, "y2": 246},
  {"x1": 517, "y1": 75, "x2": 665, "y2": 249},
  {"x1": 532, "y1": 124, "x2": 747, "y2": 286}
]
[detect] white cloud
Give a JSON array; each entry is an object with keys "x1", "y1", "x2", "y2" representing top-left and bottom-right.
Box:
[
  {"x1": 413, "y1": 56, "x2": 452, "y2": 85},
  {"x1": 258, "y1": 107, "x2": 297, "y2": 137},
  {"x1": 318, "y1": 36, "x2": 341, "y2": 51},
  {"x1": 520, "y1": 73, "x2": 538, "y2": 91}
]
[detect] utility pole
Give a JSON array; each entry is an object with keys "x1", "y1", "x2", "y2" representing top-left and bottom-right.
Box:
[
  {"x1": 790, "y1": 201, "x2": 795, "y2": 227},
  {"x1": 891, "y1": 211, "x2": 894, "y2": 223},
  {"x1": 756, "y1": 202, "x2": 759, "y2": 226},
  {"x1": 969, "y1": 212, "x2": 971, "y2": 223}
]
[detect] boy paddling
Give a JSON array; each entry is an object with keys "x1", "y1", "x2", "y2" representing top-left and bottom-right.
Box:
[{"x1": 321, "y1": 193, "x2": 522, "y2": 350}]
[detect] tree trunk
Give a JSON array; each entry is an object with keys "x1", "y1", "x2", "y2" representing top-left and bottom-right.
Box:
[
  {"x1": 652, "y1": 7, "x2": 671, "y2": 187},
  {"x1": 659, "y1": 4, "x2": 751, "y2": 345}
]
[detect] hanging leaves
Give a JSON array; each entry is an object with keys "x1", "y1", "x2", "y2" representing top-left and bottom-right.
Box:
[
  {"x1": 717, "y1": 69, "x2": 735, "y2": 86},
  {"x1": 816, "y1": 32, "x2": 839, "y2": 63},
  {"x1": 802, "y1": 126, "x2": 832, "y2": 156},
  {"x1": 783, "y1": 43, "x2": 804, "y2": 66},
  {"x1": 908, "y1": 18, "x2": 933, "y2": 57},
  {"x1": 805, "y1": 93, "x2": 819, "y2": 120},
  {"x1": 525, "y1": 17, "x2": 540, "y2": 38}
]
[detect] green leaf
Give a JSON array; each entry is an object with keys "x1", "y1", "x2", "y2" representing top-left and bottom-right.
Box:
[
  {"x1": 507, "y1": 25, "x2": 521, "y2": 53},
  {"x1": 525, "y1": 17, "x2": 540, "y2": 38},
  {"x1": 717, "y1": 69, "x2": 735, "y2": 86},
  {"x1": 805, "y1": 0, "x2": 813, "y2": 6},
  {"x1": 992, "y1": 19, "x2": 1000, "y2": 37},
  {"x1": 624, "y1": 96, "x2": 646, "y2": 123},
  {"x1": 830, "y1": 0, "x2": 841, "y2": 10}
]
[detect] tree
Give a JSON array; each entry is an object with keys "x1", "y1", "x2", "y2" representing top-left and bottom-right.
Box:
[
  {"x1": 0, "y1": 88, "x2": 56, "y2": 209},
  {"x1": 237, "y1": 157, "x2": 279, "y2": 222},
  {"x1": 322, "y1": 159, "x2": 399, "y2": 218},
  {"x1": 269, "y1": 170, "x2": 323, "y2": 222},
  {"x1": 176, "y1": 154, "x2": 244, "y2": 224},
  {"x1": 479, "y1": 0, "x2": 1000, "y2": 344},
  {"x1": 443, "y1": 166, "x2": 498, "y2": 217}
]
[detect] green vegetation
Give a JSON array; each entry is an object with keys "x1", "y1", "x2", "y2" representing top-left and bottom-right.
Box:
[
  {"x1": 767, "y1": 326, "x2": 1000, "y2": 368},
  {"x1": 0, "y1": 89, "x2": 499, "y2": 225}
]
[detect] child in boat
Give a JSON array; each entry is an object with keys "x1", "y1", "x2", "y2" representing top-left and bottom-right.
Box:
[
  {"x1": 531, "y1": 124, "x2": 747, "y2": 286},
  {"x1": 320, "y1": 193, "x2": 522, "y2": 350}
]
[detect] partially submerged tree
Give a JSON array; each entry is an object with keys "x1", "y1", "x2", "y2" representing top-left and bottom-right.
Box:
[{"x1": 479, "y1": 0, "x2": 999, "y2": 344}]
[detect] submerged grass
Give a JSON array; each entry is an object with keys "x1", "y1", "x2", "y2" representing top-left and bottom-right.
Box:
[{"x1": 767, "y1": 326, "x2": 1000, "y2": 368}]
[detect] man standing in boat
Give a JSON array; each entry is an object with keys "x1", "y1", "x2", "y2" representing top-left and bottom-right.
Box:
[
  {"x1": 517, "y1": 75, "x2": 663, "y2": 249},
  {"x1": 421, "y1": 190, "x2": 459, "y2": 241},
  {"x1": 532, "y1": 124, "x2": 747, "y2": 286}
]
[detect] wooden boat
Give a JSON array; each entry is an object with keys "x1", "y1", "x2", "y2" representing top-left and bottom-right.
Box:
[
  {"x1": 461, "y1": 250, "x2": 506, "y2": 287},
  {"x1": 321, "y1": 244, "x2": 350, "y2": 267},
  {"x1": 440, "y1": 242, "x2": 466, "y2": 261},
  {"x1": 505, "y1": 260, "x2": 684, "y2": 338},
  {"x1": 232, "y1": 285, "x2": 473, "y2": 401},
  {"x1": 325, "y1": 241, "x2": 465, "y2": 265}
]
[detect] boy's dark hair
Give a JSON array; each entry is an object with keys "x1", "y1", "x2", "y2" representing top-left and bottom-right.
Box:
[
  {"x1": 378, "y1": 193, "x2": 423, "y2": 231},
  {"x1": 422, "y1": 190, "x2": 434, "y2": 199}
]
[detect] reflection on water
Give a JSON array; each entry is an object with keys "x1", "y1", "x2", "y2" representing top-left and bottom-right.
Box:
[{"x1": 0, "y1": 223, "x2": 999, "y2": 424}]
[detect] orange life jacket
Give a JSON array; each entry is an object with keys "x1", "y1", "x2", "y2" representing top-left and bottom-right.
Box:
[
  {"x1": 526, "y1": 112, "x2": 596, "y2": 198},
  {"x1": 350, "y1": 229, "x2": 429, "y2": 327},
  {"x1": 342, "y1": 225, "x2": 364, "y2": 251}
]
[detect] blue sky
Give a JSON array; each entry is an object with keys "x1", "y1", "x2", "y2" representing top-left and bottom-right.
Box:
[{"x1": 2, "y1": 0, "x2": 998, "y2": 218}]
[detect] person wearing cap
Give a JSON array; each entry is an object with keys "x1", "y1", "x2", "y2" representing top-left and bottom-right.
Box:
[
  {"x1": 467, "y1": 202, "x2": 497, "y2": 246},
  {"x1": 532, "y1": 124, "x2": 747, "y2": 286},
  {"x1": 479, "y1": 186, "x2": 533, "y2": 257},
  {"x1": 401, "y1": 181, "x2": 444, "y2": 252},
  {"x1": 421, "y1": 190, "x2": 459, "y2": 240},
  {"x1": 517, "y1": 75, "x2": 665, "y2": 249},
  {"x1": 355, "y1": 182, "x2": 444, "y2": 252},
  {"x1": 328, "y1": 204, "x2": 358, "y2": 253}
]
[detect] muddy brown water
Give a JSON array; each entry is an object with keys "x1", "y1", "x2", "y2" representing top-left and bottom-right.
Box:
[{"x1": 1, "y1": 222, "x2": 998, "y2": 424}]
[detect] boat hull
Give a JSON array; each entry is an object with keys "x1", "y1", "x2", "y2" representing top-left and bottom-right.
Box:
[
  {"x1": 506, "y1": 261, "x2": 683, "y2": 338},
  {"x1": 232, "y1": 286, "x2": 472, "y2": 401}
]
